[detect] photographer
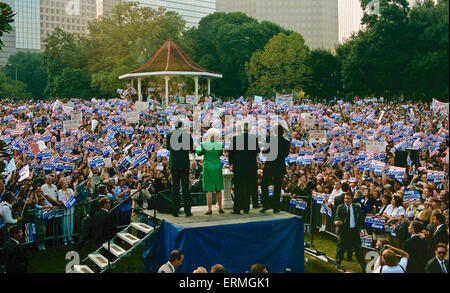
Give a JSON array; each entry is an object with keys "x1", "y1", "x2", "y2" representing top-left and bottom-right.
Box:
[{"x1": 373, "y1": 244, "x2": 409, "y2": 273}]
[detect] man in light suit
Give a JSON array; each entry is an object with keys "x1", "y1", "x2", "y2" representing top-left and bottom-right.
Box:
[
  {"x1": 157, "y1": 250, "x2": 184, "y2": 273},
  {"x1": 425, "y1": 243, "x2": 449, "y2": 273},
  {"x1": 334, "y1": 194, "x2": 367, "y2": 272}
]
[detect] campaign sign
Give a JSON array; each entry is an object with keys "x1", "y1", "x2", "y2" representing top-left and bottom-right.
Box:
[
  {"x1": 63, "y1": 194, "x2": 77, "y2": 209},
  {"x1": 40, "y1": 160, "x2": 55, "y2": 172},
  {"x1": 309, "y1": 130, "x2": 327, "y2": 144},
  {"x1": 387, "y1": 166, "x2": 406, "y2": 181},
  {"x1": 285, "y1": 154, "x2": 298, "y2": 164},
  {"x1": 290, "y1": 199, "x2": 308, "y2": 211},
  {"x1": 312, "y1": 192, "x2": 328, "y2": 205},
  {"x1": 132, "y1": 153, "x2": 149, "y2": 168},
  {"x1": 103, "y1": 146, "x2": 114, "y2": 157},
  {"x1": 291, "y1": 139, "x2": 304, "y2": 148},
  {"x1": 125, "y1": 111, "x2": 140, "y2": 124},
  {"x1": 118, "y1": 157, "x2": 131, "y2": 172},
  {"x1": 88, "y1": 156, "x2": 105, "y2": 168},
  {"x1": 427, "y1": 171, "x2": 445, "y2": 183},
  {"x1": 403, "y1": 190, "x2": 421, "y2": 204},
  {"x1": 156, "y1": 149, "x2": 170, "y2": 159},
  {"x1": 36, "y1": 151, "x2": 51, "y2": 161},
  {"x1": 296, "y1": 155, "x2": 312, "y2": 165},
  {"x1": 366, "y1": 140, "x2": 386, "y2": 153}
]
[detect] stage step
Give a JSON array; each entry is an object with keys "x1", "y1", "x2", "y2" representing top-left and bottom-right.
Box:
[
  {"x1": 130, "y1": 222, "x2": 154, "y2": 234},
  {"x1": 117, "y1": 232, "x2": 141, "y2": 246},
  {"x1": 72, "y1": 265, "x2": 94, "y2": 273},
  {"x1": 88, "y1": 253, "x2": 110, "y2": 269},
  {"x1": 102, "y1": 242, "x2": 127, "y2": 258}
]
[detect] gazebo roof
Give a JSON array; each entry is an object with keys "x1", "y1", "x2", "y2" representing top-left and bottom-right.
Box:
[{"x1": 119, "y1": 39, "x2": 222, "y2": 79}]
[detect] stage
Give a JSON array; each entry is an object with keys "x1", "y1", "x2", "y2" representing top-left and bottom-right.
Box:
[{"x1": 141, "y1": 206, "x2": 305, "y2": 273}]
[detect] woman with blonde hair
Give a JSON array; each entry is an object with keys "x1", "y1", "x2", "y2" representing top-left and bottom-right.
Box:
[{"x1": 196, "y1": 128, "x2": 224, "y2": 215}]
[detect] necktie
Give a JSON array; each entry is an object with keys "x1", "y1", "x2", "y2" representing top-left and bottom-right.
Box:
[{"x1": 441, "y1": 261, "x2": 447, "y2": 273}]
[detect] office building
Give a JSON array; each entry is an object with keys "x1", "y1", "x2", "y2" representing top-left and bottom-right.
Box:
[
  {"x1": 99, "y1": 0, "x2": 216, "y2": 27},
  {"x1": 338, "y1": 0, "x2": 363, "y2": 43},
  {"x1": 217, "y1": 0, "x2": 339, "y2": 50}
]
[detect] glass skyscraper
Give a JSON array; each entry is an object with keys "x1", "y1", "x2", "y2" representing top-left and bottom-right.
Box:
[{"x1": 9, "y1": 0, "x2": 41, "y2": 50}]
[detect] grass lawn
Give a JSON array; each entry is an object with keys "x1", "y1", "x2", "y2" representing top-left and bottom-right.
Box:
[{"x1": 24, "y1": 229, "x2": 363, "y2": 273}]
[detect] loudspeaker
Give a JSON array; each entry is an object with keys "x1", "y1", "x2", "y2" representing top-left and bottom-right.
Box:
[
  {"x1": 153, "y1": 192, "x2": 173, "y2": 214},
  {"x1": 394, "y1": 150, "x2": 408, "y2": 168}
]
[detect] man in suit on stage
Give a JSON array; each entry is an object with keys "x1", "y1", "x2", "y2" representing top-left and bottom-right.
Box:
[
  {"x1": 260, "y1": 124, "x2": 290, "y2": 213},
  {"x1": 157, "y1": 250, "x2": 184, "y2": 273},
  {"x1": 93, "y1": 197, "x2": 116, "y2": 247},
  {"x1": 334, "y1": 194, "x2": 367, "y2": 272},
  {"x1": 425, "y1": 243, "x2": 449, "y2": 273},
  {"x1": 404, "y1": 221, "x2": 428, "y2": 273},
  {"x1": 228, "y1": 122, "x2": 260, "y2": 214},
  {"x1": 2, "y1": 225, "x2": 27, "y2": 273},
  {"x1": 166, "y1": 121, "x2": 194, "y2": 217}
]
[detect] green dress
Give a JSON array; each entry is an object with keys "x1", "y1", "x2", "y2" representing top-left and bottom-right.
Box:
[{"x1": 196, "y1": 141, "x2": 224, "y2": 192}]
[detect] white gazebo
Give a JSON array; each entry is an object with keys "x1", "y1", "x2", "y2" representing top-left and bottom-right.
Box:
[{"x1": 118, "y1": 39, "x2": 222, "y2": 106}]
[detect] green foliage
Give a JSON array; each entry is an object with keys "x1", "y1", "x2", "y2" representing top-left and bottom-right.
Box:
[
  {"x1": 186, "y1": 12, "x2": 293, "y2": 97},
  {"x1": 304, "y1": 49, "x2": 342, "y2": 100},
  {"x1": 1, "y1": 52, "x2": 47, "y2": 99},
  {"x1": 0, "y1": 71, "x2": 30, "y2": 98},
  {"x1": 338, "y1": 0, "x2": 449, "y2": 100},
  {"x1": 84, "y1": 1, "x2": 187, "y2": 95},
  {"x1": 0, "y1": 2, "x2": 15, "y2": 50},
  {"x1": 246, "y1": 32, "x2": 310, "y2": 98}
]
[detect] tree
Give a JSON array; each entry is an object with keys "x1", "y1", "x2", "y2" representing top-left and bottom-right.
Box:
[
  {"x1": 0, "y1": 71, "x2": 30, "y2": 98},
  {"x1": 304, "y1": 49, "x2": 342, "y2": 100},
  {"x1": 0, "y1": 2, "x2": 15, "y2": 51},
  {"x1": 186, "y1": 12, "x2": 293, "y2": 97},
  {"x1": 2, "y1": 52, "x2": 47, "y2": 98},
  {"x1": 84, "y1": 2, "x2": 187, "y2": 95},
  {"x1": 42, "y1": 27, "x2": 105, "y2": 98},
  {"x1": 246, "y1": 32, "x2": 310, "y2": 97}
]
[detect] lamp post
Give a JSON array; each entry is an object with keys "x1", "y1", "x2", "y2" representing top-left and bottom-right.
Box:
[{"x1": 7, "y1": 63, "x2": 17, "y2": 80}]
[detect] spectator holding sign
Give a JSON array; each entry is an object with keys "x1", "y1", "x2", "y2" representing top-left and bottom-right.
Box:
[{"x1": 57, "y1": 178, "x2": 77, "y2": 245}]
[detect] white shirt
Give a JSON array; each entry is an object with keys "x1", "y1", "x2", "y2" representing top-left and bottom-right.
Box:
[
  {"x1": 0, "y1": 202, "x2": 17, "y2": 224},
  {"x1": 57, "y1": 188, "x2": 74, "y2": 202},
  {"x1": 373, "y1": 257, "x2": 408, "y2": 273},
  {"x1": 42, "y1": 184, "x2": 59, "y2": 202},
  {"x1": 168, "y1": 262, "x2": 175, "y2": 273},
  {"x1": 328, "y1": 188, "x2": 344, "y2": 204},
  {"x1": 435, "y1": 224, "x2": 444, "y2": 235},
  {"x1": 386, "y1": 206, "x2": 405, "y2": 218}
]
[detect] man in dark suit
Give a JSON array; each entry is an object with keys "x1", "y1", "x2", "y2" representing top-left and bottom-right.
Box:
[
  {"x1": 425, "y1": 243, "x2": 449, "y2": 273},
  {"x1": 428, "y1": 213, "x2": 448, "y2": 258},
  {"x1": 228, "y1": 122, "x2": 260, "y2": 214},
  {"x1": 260, "y1": 124, "x2": 290, "y2": 213},
  {"x1": 166, "y1": 121, "x2": 194, "y2": 217},
  {"x1": 93, "y1": 197, "x2": 116, "y2": 247},
  {"x1": 405, "y1": 221, "x2": 428, "y2": 273},
  {"x1": 334, "y1": 193, "x2": 367, "y2": 272},
  {"x1": 2, "y1": 225, "x2": 27, "y2": 273}
]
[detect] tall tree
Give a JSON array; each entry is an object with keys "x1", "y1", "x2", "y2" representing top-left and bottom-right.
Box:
[
  {"x1": 0, "y1": 2, "x2": 15, "y2": 51},
  {"x1": 2, "y1": 52, "x2": 47, "y2": 98},
  {"x1": 304, "y1": 49, "x2": 342, "y2": 100},
  {"x1": 246, "y1": 32, "x2": 310, "y2": 98},
  {"x1": 186, "y1": 12, "x2": 293, "y2": 97},
  {"x1": 84, "y1": 2, "x2": 187, "y2": 95},
  {"x1": 0, "y1": 71, "x2": 30, "y2": 98}
]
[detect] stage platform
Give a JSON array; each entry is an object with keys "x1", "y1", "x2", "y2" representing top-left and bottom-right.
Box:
[{"x1": 141, "y1": 206, "x2": 305, "y2": 273}]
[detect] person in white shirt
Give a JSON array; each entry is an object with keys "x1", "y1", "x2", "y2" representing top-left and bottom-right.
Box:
[
  {"x1": 0, "y1": 191, "x2": 22, "y2": 225},
  {"x1": 383, "y1": 195, "x2": 405, "y2": 225},
  {"x1": 373, "y1": 244, "x2": 409, "y2": 273},
  {"x1": 41, "y1": 175, "x2": 62, "y2": 208},
  {"x1": 157, "y1": 250, "x2": 184, "y2": 273},
  {"x1": 57, "y1": 178, "x2": 77, "y2": 245},
  {"x1": 320, "y1": 180, "x2": 344, "y2": 232}
]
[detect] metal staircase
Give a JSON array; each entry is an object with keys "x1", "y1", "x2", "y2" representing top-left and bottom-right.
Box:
[{"x1": 69, "y1": 181, "x2": 161, "y2": 273}]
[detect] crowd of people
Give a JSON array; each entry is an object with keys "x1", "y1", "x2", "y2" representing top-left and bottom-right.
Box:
[{"x1": 0, "y1": 94, "x2": 448, "y2": 273}]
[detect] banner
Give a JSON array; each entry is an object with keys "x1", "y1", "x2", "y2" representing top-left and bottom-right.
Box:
[
  {"x1": 125, "y1": 111, "x2": 140, "y2": 124},
  {"x1": 63, "y1": 120, "x2": 79, "y2": 131},
  {"x1": 135, "y1": 101, "x2": 149, "y2": 112},
  {"x1": 309, "y1": 130, "x2": 327, "y2": 144},
  {"x1": 88, "y1": 156, "x2": 105, "y2": 168},
  {"x1": 403, "y1": 190, "x2": 421, "y2": 204},
  {"x1": 303, "y1": 114, "x2": 316, "y2": 129},
  {"x1": 366, "y1": 140, "x2": 386, "y2": 153}
]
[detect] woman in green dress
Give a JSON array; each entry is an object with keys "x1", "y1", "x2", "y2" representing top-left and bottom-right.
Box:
[{"x1": 196, "y1": 128, "x2": 225, "y2": 215}]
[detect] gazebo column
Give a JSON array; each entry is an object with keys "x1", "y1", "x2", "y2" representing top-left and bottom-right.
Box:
[
  {"x1": 137, "y1": 78, "x2": 142, "y2": 101},
  {"x1": 164, "y1": 75, "x2": 170, "y2": 107},
  {"x1": 207, "y1": 78, "x2": 211, "y2": 96},
  {"x1": 194, "y1": 76, "x2": 199, "y2": 104}
]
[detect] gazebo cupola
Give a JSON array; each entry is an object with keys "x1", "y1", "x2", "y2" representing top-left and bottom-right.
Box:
[{"x1": 119, "y1": 39, "x2": 222, "y2": 106}]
